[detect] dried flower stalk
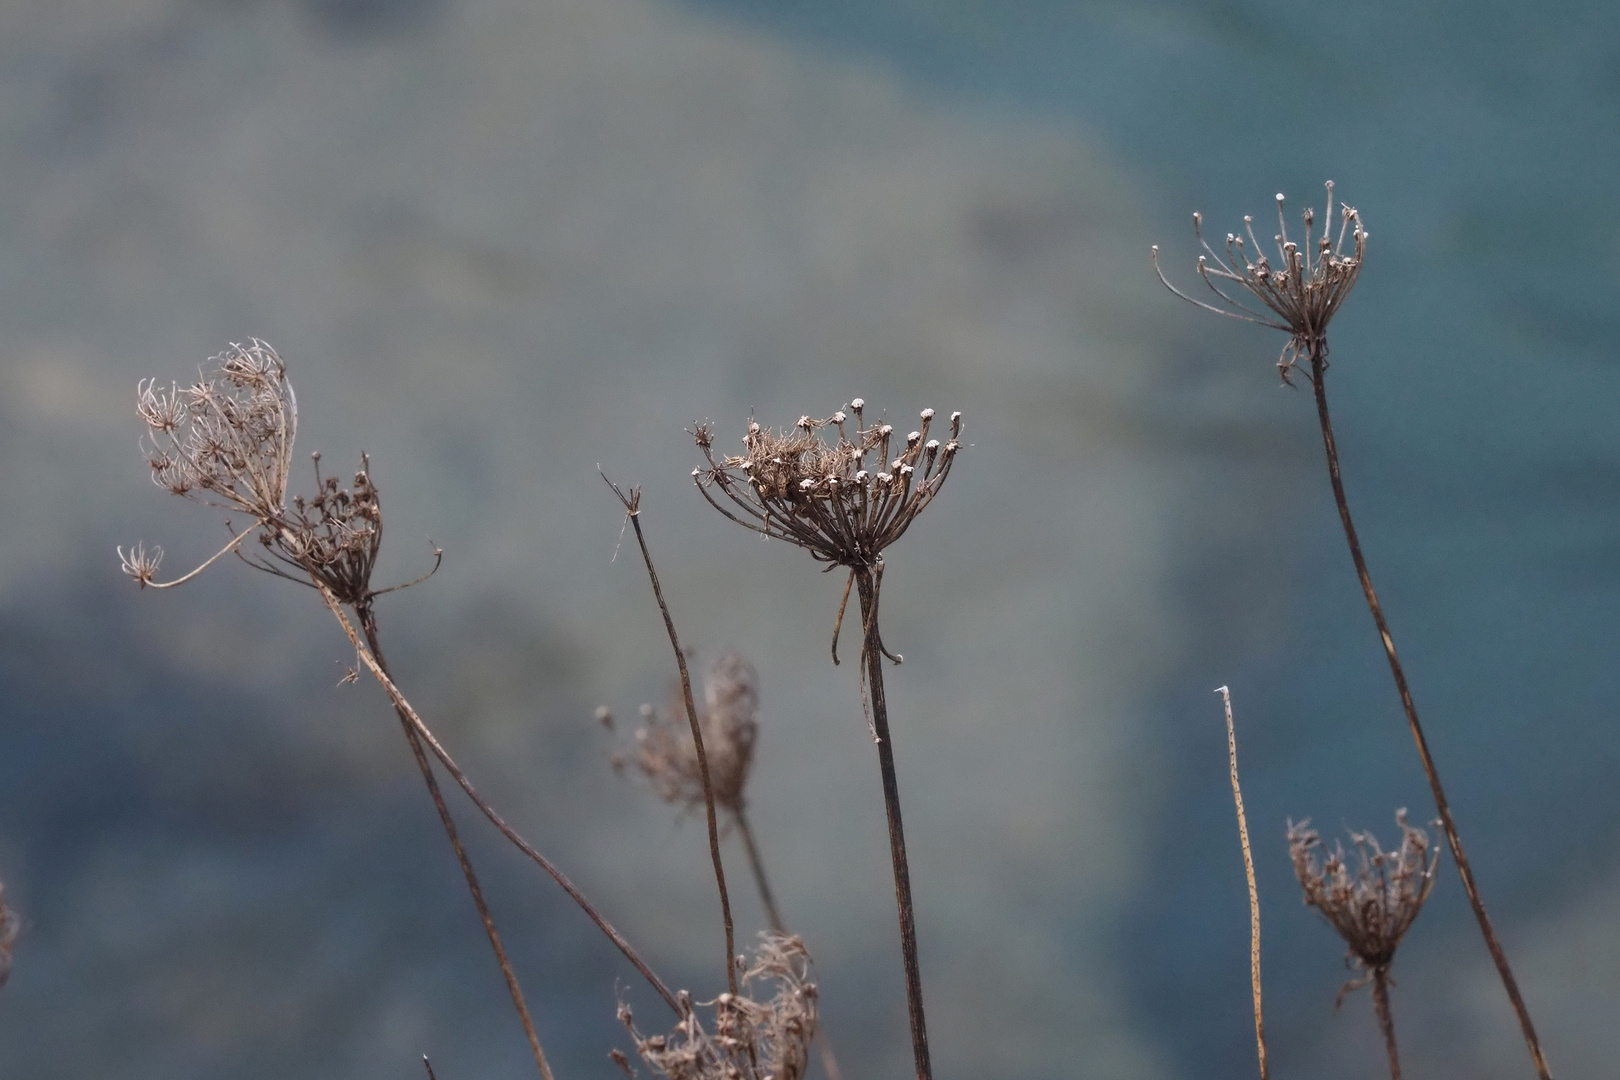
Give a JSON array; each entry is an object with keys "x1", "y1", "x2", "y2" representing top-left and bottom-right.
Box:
[
  {"x1": 604, "y1": 475, "x2": 740, "y2": 997},
  {"x1": 617, "y1": 934, "x2": 818, "y2": 1080},
  {"x1": 1216, "y1": 688, "x2": 1268, "y2": 1080},
  {"x1": 1157, "y1": 190, "x2": 1552, "y2": 1080},
  {"x1": 695, "y1": 402, "x2": 960, "y2": 1080},
  {"x1": 1289, "y1": 813, "x2": 1439, "y2": 1080}
]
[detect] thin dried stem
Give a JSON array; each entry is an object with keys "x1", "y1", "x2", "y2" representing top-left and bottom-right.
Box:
[
  {"x1": 735, "y1": 807, "x2": 786, "y2": 935},
  {"x1": 359, "y1": 604, "x2": 553, "y2": 1080},
  {"x1": 1309, "y1": 346, "x2": 1550, "y2": 1080},
  {"x1": 1216, "y1": 687, "x2": 1268, "y2": 1080},
  {"x1": 315, "y1": 581, "x2": 680, "y2": 1013},
  {"x1": 604, "y1": 474, "x2": 739, "y2": 997},
  {"x1": 1371, "y1": 968, "x2": 1402, "y2": 1080},
  {"x1": 853, "y1": 568, "x2": 931, "y2": 1080}
]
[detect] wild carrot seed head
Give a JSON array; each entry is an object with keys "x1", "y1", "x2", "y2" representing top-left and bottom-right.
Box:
[
  {"x1": 1153, "y1": 182, "x2": 1366, "y2": 383},
  {"x1": 693, "y1": 403, "x2": 960, "y2": 569},
  {"x1": 1288, "y1": 810, "x2": 1439, "y2": 999}
]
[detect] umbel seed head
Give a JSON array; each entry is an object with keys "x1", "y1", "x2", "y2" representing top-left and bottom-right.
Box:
[
  {"x1": 1288, "y1": 810, "x2": 1439, "y2": 1002},
  {"x1": 629, "y1": 653, "x2": 761, "y2": 815},
  {"x1": 692, "y1": 403, "x2": 961, "y2": 569},
  {"x1": 1153, "y1": 181, "x2": 1366, "y2": 383}
]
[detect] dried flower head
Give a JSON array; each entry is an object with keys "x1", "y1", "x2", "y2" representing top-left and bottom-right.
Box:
[
  {"x1": 693, "y1": 402, "x2": 960, "y2": 569},
  {"x1": 0, "y1": 876, "x2": 17, "y2": 989},
  {"x1": 126, "y1": 342, "x2": 437, "y2": 602},
  {"x1": 1153, "y1": 182, "x2": 1366, "y2": 383},
  {"x1": 616, "y1": 933, "x2": 818, "y2": 1080},
  {"x1": 1288, "y1": 810, "x2": 1439, "y2": 1002},
  {"x1": 628, "y1": 653, "x2": 760, "y2": 815}
]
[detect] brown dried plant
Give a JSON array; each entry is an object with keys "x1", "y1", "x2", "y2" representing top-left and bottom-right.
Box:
[
  {"x1": 0, "y1": 875, "x2": 17, "y2": 990},
  {"x1": 693, "y1": 401, "x2": 960, "y2": 1080},
  {"x1": 1289, "y1": 812, "x2": 1440, "y2": 1080},
  {"x1": 619, "y1": 654, "x2": 760, "y2": 820},
  {"x1": 1156, "y1": 188, "x2": 1552, "y2": 1080},
  {"x1": 616, "y1": 934, "x2": 818, "y2": 1080},
  {"x1": 124, "y1": 343, "x2": 688, "y2": 1078}
]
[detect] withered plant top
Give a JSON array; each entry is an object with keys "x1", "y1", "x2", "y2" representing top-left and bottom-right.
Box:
[
  {"x1": 123, "y1": 341, "x2": 435, "y2": 604},
  {"x1": 693, "y1": 400, "x2": 960, "y2": 570},
  {"x1": 0, "y1": 876, "x2": 16, "y2": 989},
  {"x1": 610, "y1": 653, "x2": 761, "y2": 816},
  {"x1": 1154, "y1": 182, "x2": 1366, "y2": 383},
  {"x1": 616, "y1": 934, "x2": 818, "y2": 1080},
  {"x1": 1288, "y1": 810, "x2": 1439, "y2": 999}
]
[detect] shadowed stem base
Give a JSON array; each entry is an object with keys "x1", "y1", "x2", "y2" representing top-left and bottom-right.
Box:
[
  {"x1": 854, "y1": 569, "x2": 932, "y2": 1080},
  {"x1": 1309, "y1": 347, "x2": 1550, "y2": 1080}
]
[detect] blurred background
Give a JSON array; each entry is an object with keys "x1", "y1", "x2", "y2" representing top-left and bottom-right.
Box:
[{"x1": 1, "y1": 1, "x2": 1618, "y2": 1077}]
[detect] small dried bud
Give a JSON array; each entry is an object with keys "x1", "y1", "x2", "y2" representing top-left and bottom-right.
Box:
[{"x1": 117, "y1": 543, "x2": 164, "y2": 587}]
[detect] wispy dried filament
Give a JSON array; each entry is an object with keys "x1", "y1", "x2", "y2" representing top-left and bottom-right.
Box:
[
  {"x1": 617, "y1": 934, "x2": 818, "y2": 1080},
  {"x1": 1153, "y1": 182, "x2": 1366, "y2": 382},
  {"x1": 693, "y1": 400, "x2": 960, "y2": 569}
]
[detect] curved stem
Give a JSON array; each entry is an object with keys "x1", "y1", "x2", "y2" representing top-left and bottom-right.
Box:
[
  {"x1": 1309, "y1": 347, "x2": 1549, "y2": 1080},
  {"x1": 854, "y1": 569, "x2": 932, "y2": 1080},
  {"x1": 622, "y1": 507, "x2": 739, "y2": 996},
  {"x1": 1371, "y1": 968, "x2": 1402, "y2": 1080},
  {"x1": 358, "y1": 605, "x2": 554, "y2": 1080},
  {"x1": 317, "y1": 584, "x2": 679, "y2": 1013}
]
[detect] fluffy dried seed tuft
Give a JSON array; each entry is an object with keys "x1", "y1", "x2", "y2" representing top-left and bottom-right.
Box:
[
  {"x1": 0, "y1": 876, "x2": 18, "y2": 989},
  {"x1": 625, "y1": 653, "x2": 760, "y2": 815},
  {"x1": 616, "y1": 934, "x2": 818, "y2": 1080}
]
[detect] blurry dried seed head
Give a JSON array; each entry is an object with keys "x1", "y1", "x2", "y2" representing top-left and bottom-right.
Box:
[
  {"x1": 617, "y1": 933, "x2": 818, "y2": 1080},
  {"x1": 693, "y1": 402, "x2": 960, "y2": 569},
  {"x1": 1288, "y1": 810, "x2": 1439, "y2": 1001},
  {"x1": 0, "y1": 876, "x2": 17, "y2": 989},
  {"x1": 1154, "y1": 182, "x2": 1366, "y2": 383},
  {"x1": 628, "y1": 653, "x2": 760, "y2": 815}
]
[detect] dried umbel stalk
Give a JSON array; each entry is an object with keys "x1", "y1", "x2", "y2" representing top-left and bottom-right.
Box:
[
  {"x1": 1153, "y1": 182, "x2": 1364, "y2": 384},
  {"x1": 1289, "y1": 812, "x2": 1439, "y2": 1080},
  {"x1": 0, "y1": 876, "x2": 17, "y2": 989},
  {"x1": 693, "y1": 401, "x2": 960, "y2": 1080},
  {"x1": 1155, "y1": 191, "x2": 1552, "y2": 1080},
  {"x1": 621, "y1": 654, "x2": 760, "y2": 815},
  {"x1": 617, "y1": 934, "x2": 818, "y2": 1080}
]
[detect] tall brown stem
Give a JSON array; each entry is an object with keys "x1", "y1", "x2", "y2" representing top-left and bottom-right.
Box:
[
  {"x1": 1217, "y1": 687, "x2": 1268, "y2": 1080},
  {"x1": 1371, "y1": 968, "x2": 1402, "y2": 1080},
  {"x1": 853, "y1": 568, "x2": 932, "y2": 1080},
  {"x1": 357, "y1": 605, "x2": 554, "y2": 1080},
  {"x1": 319, "y1": 585, "x2": 679, "y2": 1013},
  {"x1": 621, "y1": 505, "x2": 739, "y2": 996},
  {"x1": 1309, "y1": 347, "x2": 1550, "y2": 1080}
]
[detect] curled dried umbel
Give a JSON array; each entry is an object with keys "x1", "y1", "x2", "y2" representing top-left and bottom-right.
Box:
[
  {"x1": 616, "y1": 934, "x2": 818, "y2": 1080},
  {"x1": 0, "y1": 875, "x2": 17, "y2": 990},
  {"x1": 1288, "y1": 811, "x2": 1440, "y2": 1080},
  {"x1": 1153, "y1": 182, "x2": 1364, "y2": 385}
]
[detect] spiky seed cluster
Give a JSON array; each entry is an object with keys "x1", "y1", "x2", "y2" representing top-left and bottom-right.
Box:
[
  {"x1": 1153, "y1": 182, "x2": 1366, "y2": 382},
  {"x1": 693, "y1": 401, "x2": 960, "y2": 569},
  {"x1": 248, "y1": 452, "x2": 384, "y2": 605},
  {"x1": 622, "y1": 654, "x2": 760, "y2": 815},
  {"x1": 616, "y1": 934, "x2": 818, "y2": 1080},
  {"x1": 1288, "y1": 810, "x2": 1439, "y2": 999},
  {"x1": 0, "y1": 876, "x2": 17, "y2": 989}
]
